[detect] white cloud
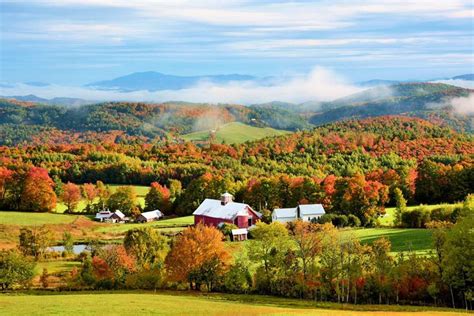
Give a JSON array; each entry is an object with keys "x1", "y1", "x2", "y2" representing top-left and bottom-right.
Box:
[
  {"x1": 0, "y1": 67, "x2": 362, "y2": 104},
  {"x1": 449, "y1": 93, "x2": 474, "y2": 114},
  {"x1": 431, "y1": 80, "x2": 474, "y2": 89}
]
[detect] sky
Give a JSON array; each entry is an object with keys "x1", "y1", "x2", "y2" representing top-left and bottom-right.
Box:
[{"x1": 0, "y1": 0, "x2": 473, "y2": 86}]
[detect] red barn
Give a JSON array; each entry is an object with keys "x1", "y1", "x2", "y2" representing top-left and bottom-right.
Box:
[{"x1": 193, "y1": 193, "x2": 261, "y2": 229}]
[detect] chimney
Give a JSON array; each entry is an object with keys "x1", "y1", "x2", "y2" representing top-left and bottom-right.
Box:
[{"x1": 221, "y1": 192, "x2": 233, "y2": 205}]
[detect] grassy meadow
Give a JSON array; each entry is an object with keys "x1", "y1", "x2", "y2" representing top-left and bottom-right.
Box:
[
  {"x1": 0, "y1": 292, "x2": 465, "y2": 316},
  {"x1": 182, "y1": 122, "x2": 290, "y2": 144}
]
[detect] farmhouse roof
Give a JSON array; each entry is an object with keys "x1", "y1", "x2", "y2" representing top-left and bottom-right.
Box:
[
  {"x1": 298, "y1": 204, "x2": 325, "y2": 216},
  {"x1": 273, "y1": 208, "x2": 297, "y2": 219},
  {"x1": 193, "y1": 198, "x2": 260, "y2": 220},
  {"x1": 139, "y1": 210, "x2": 163, "y2": 220}
]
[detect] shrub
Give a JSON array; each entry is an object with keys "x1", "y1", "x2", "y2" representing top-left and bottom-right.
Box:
[
  {"x1": 430, "y1": 206, "x2": 454, "y2": 222},
  {"x1": 347, "y1": 214, "x2": 361, "y2": 227},
  {"x1": 317, "y1": 214, "x2": 335, "y2": 224},
  {"x1": 332, "y1": 215, "x2": 348, "y2": 228},
  {"x1": 401, "y1": 207, "x2": 431, "y2": 228}
]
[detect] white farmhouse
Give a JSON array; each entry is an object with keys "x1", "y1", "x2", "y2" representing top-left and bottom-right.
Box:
[{"x1": 272, "y1": 204, "x2": 325, "y2": 223}]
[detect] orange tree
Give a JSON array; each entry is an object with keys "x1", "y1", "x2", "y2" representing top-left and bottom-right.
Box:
[{"x1": 165, "y1": 224, "x2": 230, "y2": 291}]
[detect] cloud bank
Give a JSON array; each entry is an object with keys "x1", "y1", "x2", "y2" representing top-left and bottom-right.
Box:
[{"x1": 0, "y1": 67, "x2": 363, "y2": 104}]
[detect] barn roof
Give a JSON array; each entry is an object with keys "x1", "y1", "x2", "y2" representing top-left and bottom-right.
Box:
[
  {"x1": 298, "y1": 204, "x2": 325, "y2": 216},
  {"x1": 139, "y1": 210, "x2": 163, "y2": 220},
  {"x1": 113, "y1": 210, "x2": 126, "y2": 219},
  {"x1": 193, "y1": 199, "x2": 260, "y2": 220}
]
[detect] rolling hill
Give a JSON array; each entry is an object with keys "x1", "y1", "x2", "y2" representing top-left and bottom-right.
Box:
[
  {"x1": 181, "y1": 122, "x2": 290, "y2": 144},
  {"x1": 309, "y1": 83, "x2": 474, "y2": 132}
]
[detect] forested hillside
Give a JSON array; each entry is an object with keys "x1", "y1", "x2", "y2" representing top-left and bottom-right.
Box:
[
  {"x1": 1, "y1": 116, "x2": 472, "y2": 224},
  {"x1": 0, "y1": 100, "x2": 308, "y2": 145},
  {"x1": 310, "y1": 83, "x2": 473, "y2": 131},
  {"x1": 1, "y1": 83, "x2": 472, "y2": 146}
]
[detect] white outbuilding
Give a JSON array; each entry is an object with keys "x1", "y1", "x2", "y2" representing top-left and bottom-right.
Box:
[{"x1": 272, "y1": 204, "x2": 325, "y2": 223}]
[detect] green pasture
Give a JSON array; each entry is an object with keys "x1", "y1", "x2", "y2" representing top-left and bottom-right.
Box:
[
  {"x1": 379, "y1": 203, "x2": 461, "y2": 226},
  {"x1": 182, "y1": 122, "x2": 290, "y2": 144},
  {"x1": 0, "y1": 211, "x2": 79, "y2": 226},
  {"x1": 96, "y1": 215, "x2": 194, "y2": 234},
  {"x1": 0, "y1": 292, "x2": 463, "y2": 316}
]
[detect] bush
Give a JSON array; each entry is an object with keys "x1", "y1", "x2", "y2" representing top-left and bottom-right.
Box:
[
  {"x1": 317, "y1": 214, "x2": 335, "y2": 224},
  {"x1": 332, "y1": 215, "x2": 349, "y2": 228},
  {"x1": 347, "y1": 214, "x2": 361, "y2": 227},
  {"x1": 0, "y1": 250, "x2": 36, "y2": 290},
  {"x1": 401, "y1": 207, "x2": 431, "y2": 228},
  {"x1": 218, "y1": 223, "x2": 239, "y2": 241},
  {"x1": 430, "y1": 206, "x2": 454, "y2": 222}
]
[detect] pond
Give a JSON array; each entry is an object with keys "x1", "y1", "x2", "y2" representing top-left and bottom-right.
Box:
[{"x1": 48, "y1": 244, "x2": 88, "y2": 254}]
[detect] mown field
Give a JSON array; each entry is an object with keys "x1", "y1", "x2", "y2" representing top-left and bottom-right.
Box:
[
  {"x1": 182, "y1": 122, "x2": 290, "y2": 144},
  {"x1": 0, "y1": 292, "x2": 465, "y2": 316},
  {"x1": 380, "y1": 203, "x2": 461, "y2": 226}
]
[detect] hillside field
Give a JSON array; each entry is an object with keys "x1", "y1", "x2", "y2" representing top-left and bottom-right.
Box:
[
  {"x1": 0, "y1": 292, "x2": 465, "y2": 316},
  {"x1": 181, "y1": 122, "x2": 290, "y2": 144}
]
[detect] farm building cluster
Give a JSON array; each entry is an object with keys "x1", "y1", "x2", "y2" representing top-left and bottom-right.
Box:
[
  {"x1": 192, "y1": 192, "x2": 325, "y2": 241},
  {"x1": 94, "y1": 209, "x2": 163, "y2": 223},
  {"x1": 94, "y1": 192, "x2": 325, "y2": 241}
]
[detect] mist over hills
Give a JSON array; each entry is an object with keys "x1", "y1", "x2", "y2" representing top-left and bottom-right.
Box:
[
  {"x1": 86, "y1": 71, "x2": 258, "y2": 92},
  {"x1": 1, "y1": 80, "x2": 473, "y2": 146}
]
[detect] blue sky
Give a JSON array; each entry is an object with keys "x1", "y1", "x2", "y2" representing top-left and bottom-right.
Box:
[{"x1": 1, "y1": 0, "x2": 473, "y2": 85}]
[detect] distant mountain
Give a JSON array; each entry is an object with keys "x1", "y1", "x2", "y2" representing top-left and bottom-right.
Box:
[
  {"x1": 452, "y1": 74, "x2": 474, "y2": 81},
  {"x1": 86, "y1": 71, "x2": 256, "y2": 91},
  {"x1": 1, "y1": 94, "x2": 93, "y2": 106},
  {"x1": 309, "y1": 83, "x2": 474, "y2": 132},
  {"x1": 356, "y1": 79, "x2": 402, "y2": 87}
]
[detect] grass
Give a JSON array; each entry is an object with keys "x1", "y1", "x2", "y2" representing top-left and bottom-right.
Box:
[
  {"x1": 0, "y1": 211, "x2": 79, "y2": 226},
  {"x1": 350, "y1": 228, "x2": 433, "y2": 255},
  {"x1": 380, "y1": 203, "x2": 461, "y2": 226},
  {"x1": 96, "y1": 215, "x2": 194, "y2": 234},
  {"x1": 0, "y1": 292, "x2": 465, "y2": 316},
  {"x1": 182, "y1": 122, "x2": 290, "y2": 144},
  {"x1": 35, "y1": 260, "x2": 81, "y2": 274}
]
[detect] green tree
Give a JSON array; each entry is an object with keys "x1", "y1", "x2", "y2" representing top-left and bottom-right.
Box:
[
  {"x1": 442, "y1": 214, "x2": 474, "y2": 309},
  {"x1": 63, "y1": 231, "x2": 74, "y2": 256},
  {"x1": 0, "y1": 250, "x2": 36, "y2": 290},
  {"x1": 393, "y1": 187, "x2": 407, "y2": 226},
  {"x1": 18, "y1": 227, "x2": 54, "y2": 260},
  {"x1": 247, "y1": 222, "x2": 290, "y2": 291},
  {"x1": 106, "y1": 186, "x2": 138, "y2": 216},
  {"x1": 123, "y1": 227, "x2": 169, "y2": 269}
]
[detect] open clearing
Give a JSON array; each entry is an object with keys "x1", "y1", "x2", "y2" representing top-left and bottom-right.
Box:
[
  {"x1": 0, "y1": 292, "x2": 464, "y2": 316},
  {"x1": 351, "y1": 228, "x2": 432, "y2": 254},
  {"x1": 182, "y1": 122, "x2": 290, "y2": 144},
  {"x1": 380, "y1": 203, "x2": 460, "y2": 226},
  {"x1": 0, "y1": 211, "x2": 79, "y2": 226}
]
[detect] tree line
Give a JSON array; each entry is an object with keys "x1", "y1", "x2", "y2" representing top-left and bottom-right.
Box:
[{"x1": 2, "y1": 204, "x2": 472, "y2": 309}]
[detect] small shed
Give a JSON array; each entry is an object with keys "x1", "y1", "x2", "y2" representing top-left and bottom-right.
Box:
[
  {"x1": 137, "y1": 210, "x2": 164, "y2": 223},
  {"x1": 108, "y1": 210, "x2": 128, "y2": 223},
  {"x1": 231, "y1": 228, "x2": 248, "y2": 241}
]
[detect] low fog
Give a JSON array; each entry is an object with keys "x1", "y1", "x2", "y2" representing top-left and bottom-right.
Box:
[{"x1": 0, "y1": 67, "x2": 362, "y2": 105}]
